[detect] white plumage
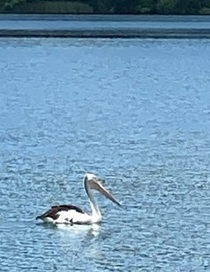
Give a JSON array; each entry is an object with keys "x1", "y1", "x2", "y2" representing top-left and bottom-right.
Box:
[{"x1": 36, "y1": 173, "x2": 121, "y2": 225}]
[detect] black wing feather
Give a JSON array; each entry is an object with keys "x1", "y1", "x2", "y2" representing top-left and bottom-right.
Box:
[{"x1": 36, "y1": 204, "x2": 84, "y2": 220}]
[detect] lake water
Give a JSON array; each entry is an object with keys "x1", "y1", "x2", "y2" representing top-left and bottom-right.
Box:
[
  {"x1": 0, "y1": 38, "x2": 210, "y2": 271},
  {"x1": 1, "y1": 15, "x2": 210, "y2": 30}
]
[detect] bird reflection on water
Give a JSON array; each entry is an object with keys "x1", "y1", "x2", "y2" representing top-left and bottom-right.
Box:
[
  {"x1": 37, "y1": 221, "x2": 101, "y2": 237},
  {"x1": 57, "y1": 223, "x2": 101, "y2": 237}
]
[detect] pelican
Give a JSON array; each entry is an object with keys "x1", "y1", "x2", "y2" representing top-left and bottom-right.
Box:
[{"x1": 36, "y1": 173, "x2": 121, "y2": 224}]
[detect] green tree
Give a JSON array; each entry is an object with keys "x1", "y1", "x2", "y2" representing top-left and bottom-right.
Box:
[
  {"x1": 136, "y1": 0, "x2": 157, "y2": 14},
  {"x1": 0, "y1": 0, "x2": 26, "y2": 11},
  {"x1": 200, "y1": 0, "x2": 210, "y2": 8},
  {"x1": 88, "y1": 0, "x2": 113, "y2": 13},
  {"x1": 157, "y1": 0, "x2": 178, "y2": 14},
  {"x1": 112, "y1": 0, "x2": 140, "y2": 14},
  {"x1": 200, "y1": 0, "x2": 210, "y2": 13},
  {"x1": 176, "y1": 0, "x2": 201, "y2": 14}
]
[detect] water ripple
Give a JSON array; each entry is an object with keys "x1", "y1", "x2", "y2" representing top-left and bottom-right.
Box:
[{"x1": 1, "y1": 38, "x2": 210, "y2": 271}]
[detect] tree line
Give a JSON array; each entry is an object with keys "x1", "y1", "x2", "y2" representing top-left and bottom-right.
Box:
[{"x1": 1, "y1": 0, "x2": 210, "y2": 14}]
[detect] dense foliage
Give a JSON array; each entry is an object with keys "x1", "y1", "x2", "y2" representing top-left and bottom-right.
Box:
[{"x1": 1, "y1": 0, "x2": 210, "y2": 14}]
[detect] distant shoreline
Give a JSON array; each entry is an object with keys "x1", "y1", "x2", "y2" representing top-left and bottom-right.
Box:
[
  {"x1": 0, "y1": 14, "x2": 210, "y2": 38},
  {"x1": 1, "y1": 0, "x2": 210, "y2": 15},
  {"x1": 1, "y1": 14, "x2": 210, "y2": 21}
]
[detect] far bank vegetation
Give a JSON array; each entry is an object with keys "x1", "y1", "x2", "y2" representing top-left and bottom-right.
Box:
[{"x1": 1, "y1": 0, "x2": 210, "y2": 15}]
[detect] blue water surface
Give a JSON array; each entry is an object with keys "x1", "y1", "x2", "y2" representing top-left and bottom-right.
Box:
[{"x1": 0, "y1": 38, "x2": 210, "y2": 271}]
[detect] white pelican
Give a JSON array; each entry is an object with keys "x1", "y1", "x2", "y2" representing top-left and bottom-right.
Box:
[{"x1": 36, "y1": 173, "x2": 121, "y2": 224}]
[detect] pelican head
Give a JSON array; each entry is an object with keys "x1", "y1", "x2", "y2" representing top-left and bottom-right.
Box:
[{"x1": 84, "y1": 173, "x2": 121, "y2": 206}]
